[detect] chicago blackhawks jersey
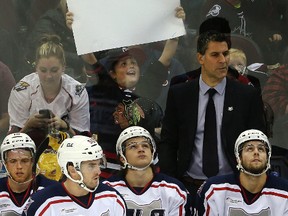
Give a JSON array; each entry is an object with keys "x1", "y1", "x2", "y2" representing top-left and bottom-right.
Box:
[
  {"x1": 23, "y1": 182, "x2": 126, "y2": 216},
  {"x1": 104, "y1": 172, "x2": 191, "y2": 216},
  {"x1": 8, "y1": 73, "x2": 90, "y2": 132},
  {"x1": 196, "y1": 173, "x2": 288, "y2": 216}
]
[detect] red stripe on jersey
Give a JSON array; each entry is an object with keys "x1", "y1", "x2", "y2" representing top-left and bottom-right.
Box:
[
  {"x1": 262, "y1": 191, "x2": 288, "y2": 199},
  {"x1": 39, "y1": 199, "x2": 73, "y2": 215},
  {"x1": 206, "y1": 187, "x2": 241, "y2": 200},
  {"x1": 151, "y1": 183, "x2": 187, "y2": 200},
  {"x1": 94, "y1": 193, "x2": 126, "y2": 211}
]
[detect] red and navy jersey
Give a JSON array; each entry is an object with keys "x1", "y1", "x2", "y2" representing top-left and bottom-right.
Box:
[
  {"x1": 196, "y1": 173, "x2": 288, "y2": 215},
  {"x1": 104, "y1": 172, "x2": 192, "y2": 216},
  {"x1": 0, "y1": 175, "x2": 57, "y2": 215},
  {"x1": 22, "y1": 181, "x2": 126, "y2": 216}
]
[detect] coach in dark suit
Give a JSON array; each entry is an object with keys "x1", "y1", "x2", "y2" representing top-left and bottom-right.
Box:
[{"x1": 158, "y1": 31, "x2": 266, "y2": 199}]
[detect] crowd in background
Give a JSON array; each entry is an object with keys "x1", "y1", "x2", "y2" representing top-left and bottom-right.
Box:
[{"x1": 0, "y1": 0, "x2": 288, "y2": 215}]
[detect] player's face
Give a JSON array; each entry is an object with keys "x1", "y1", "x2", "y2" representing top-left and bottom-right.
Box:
[
  {"x1": 111, "y1": 56, "x2": 140, "y2": 89},
  {"x1": 123, "y1": 137, "x2": 153, "y2": 168},
  {"x1": 36, "y1": 56, "x2": 64, "y2": 88},
  {"x1": 198, "y1": 41, "x2": 230, "y2": 84},
  {"x1": 113, "y1": 103, "x2": 130, "y2": 129},
  {"x1": 80, "y1": 159, "x2": 102, "y2": 190},
  {"x1": 240, "y1": 140, "x2": 268, "y2": 175},
  {"x1": 5, "y1": 149, "x2": 33, "y2": 183}
]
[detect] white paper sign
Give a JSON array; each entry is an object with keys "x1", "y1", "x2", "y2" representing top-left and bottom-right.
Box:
[{"x1": 67, "y1": 0, "x2": 186, "y2": 55}]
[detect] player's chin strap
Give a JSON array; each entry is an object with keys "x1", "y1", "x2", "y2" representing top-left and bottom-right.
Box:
[
  {"x1": 236, "y1": 161, "x2": 271, "y2": 177},
  {"x1": 67, "y1": 171, "x2": 98, "y2": 193},
  {"x1": 121, "y1": 157, "x2": 153, "y2": 171},
  {"x1": 3, "y1": 155, "x2": 38, "y2": 187},
  {"x1": 4, "y1": 165, "x2": 35, "y2": 185}
]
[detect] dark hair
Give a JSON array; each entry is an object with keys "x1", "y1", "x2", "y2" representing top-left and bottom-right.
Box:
[
  {"x1": 106, "y1": 47, "x2": 146, "y2": 72},
  {"x1": 199, "y1": 17, "x2": 231, "y2": 35},
  {"x1": 197, "y1": 31, "x2": 231, "y2": 55},
  {"x1": 35, "y1": 34, "x2": 65, "y2": 66}
]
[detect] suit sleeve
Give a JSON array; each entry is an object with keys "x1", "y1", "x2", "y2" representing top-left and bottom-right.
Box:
[{"x1": 158, "y1": 86, "x2": 179, "y2": 176}]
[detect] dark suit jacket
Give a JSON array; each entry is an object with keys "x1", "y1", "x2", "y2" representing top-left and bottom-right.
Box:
[{"x1": 158, "y1": 77, "x2": 266, "y2": 179}]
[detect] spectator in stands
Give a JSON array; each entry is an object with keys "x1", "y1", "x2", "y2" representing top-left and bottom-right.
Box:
[
  {"x1": 8, "y1": 34, "x2": 90, "y2": 143},
  {"x1": 229, "y1": 48, "x2": 247, "y2": 75},
  {"x1": 25, "y1": 0, "x2": 86, "y2": 83},
  {"x1": 66, "y1": 6, "x2": 186, "y2": 179}
]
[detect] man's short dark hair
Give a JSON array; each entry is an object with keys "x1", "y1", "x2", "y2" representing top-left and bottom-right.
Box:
[
  {"x1": 198, "y1": 17, "x2": 232, "y2": 51},
  {"x1": 197, "y1": 31, "x2": 231, "y2": 55}
]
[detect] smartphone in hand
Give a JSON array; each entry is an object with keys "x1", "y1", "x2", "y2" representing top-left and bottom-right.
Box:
[{"x1": 39, "y1": 109, "x2": 51, "y2": 119}]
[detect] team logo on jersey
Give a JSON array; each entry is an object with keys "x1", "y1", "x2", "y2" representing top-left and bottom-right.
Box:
[
  {"x1": 14, "y1": 81, "x2": 30, "y2": 92},
  {"x1": 207, "y1": 5, "x2": 221, "y2": 17},
  {"x1": 60, "y1": 207, "x2": 78, "y2": 215},
  {"x1": 225, "y1": 197, "x2": 242, "y2": 204},
  {"x1": 75, "y1": 85, "x2": 84, "y2": 96}
]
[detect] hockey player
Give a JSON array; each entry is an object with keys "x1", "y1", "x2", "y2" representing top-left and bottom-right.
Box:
[
  {"x1": 23, "y1": 135, "x2": 127, "y2": 215},
  {"x1": 104, "y1": 126, "x2": 192, "y2": 215},
  {"x1": 0, "y1": 133, "x2": 56, "y2": 215},
  {"x1": 196, "y1": 129, "x2": 288, "y2": 215}
]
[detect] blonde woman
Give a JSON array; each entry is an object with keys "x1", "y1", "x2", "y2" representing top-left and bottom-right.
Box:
[{"x1": 8, "y1": 34, "x2": 90, "y2": 140}]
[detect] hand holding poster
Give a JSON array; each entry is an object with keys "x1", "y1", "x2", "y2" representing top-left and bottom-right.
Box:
[{"x1": 67, "y1": 0, "x2": 186, "y2": 55}]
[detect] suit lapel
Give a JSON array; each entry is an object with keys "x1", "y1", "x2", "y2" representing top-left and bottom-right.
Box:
[
  {"x1": 185, "y1": 79, "x2": 200, "y2": 144},
  {"x1": 221, "y1": 79, "x2": 236, "y2": 145}
]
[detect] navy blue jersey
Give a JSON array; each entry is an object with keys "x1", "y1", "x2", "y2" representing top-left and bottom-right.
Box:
[
  {"x1": 0, "y1": 175, "x2": 57, "y2": 215},
  {"x1": 22, "y1": 181, "x2": 126, "y2": 215}
]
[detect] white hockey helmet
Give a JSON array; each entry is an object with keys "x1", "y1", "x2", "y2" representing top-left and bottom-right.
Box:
[
  {"x1": 116, "y1": 126, "x2": 156, "y2": 170},
  {"x1": 235, "y1": 129, "x2": 271, "y2": 176},
  {"x1": 1, "y1": 133, "x2": 36, "y2": 161},
  {"x1": 57, "y1": 135, "x2": 106, "y2": 192}
]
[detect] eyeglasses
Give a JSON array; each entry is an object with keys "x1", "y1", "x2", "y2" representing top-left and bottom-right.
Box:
[
  {"x1": 125, "y1": 141, "x2": 151, "y2": 151},
  {"x1": 6, "y1": 157, "x2": 33, "y2": 166},
  {"x1": 242, "y1": 144, "x2": 268, "y2": 153}
]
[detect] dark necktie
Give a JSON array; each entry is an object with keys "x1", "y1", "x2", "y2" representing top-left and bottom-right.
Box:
[{"x1": 203, "y1": 88, "x2": 219, "y2": 178}]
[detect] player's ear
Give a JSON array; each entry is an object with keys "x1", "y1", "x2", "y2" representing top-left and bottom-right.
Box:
[
  {"x1": 67, "y1": 164, "x2": 77, "y2": 175},
  {"x1": 119, "y1": 156, "x2": 125, "y2": 164}
]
